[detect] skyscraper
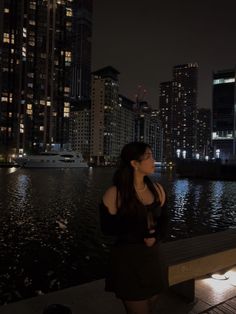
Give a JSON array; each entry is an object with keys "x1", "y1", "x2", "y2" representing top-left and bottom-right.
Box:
[
  {"x1": 159, "y1": 63, "x2": 198, "y2": 160},
  {"x1": 90, "y1": 66, "x2": 137, "y2": 165},
  {"x1": 159, "y1": 81, "x2": 173, "y2": 160},
  {"x1": 212, "y1": 69, "x2": 236, "y2": 159},
  {"x1": 71, "y1": 0, "x2": 93, "y2": 108},
  {"x1": 0, "y1": 0, "x2": 93, "y2": 160},
  {"x1": 196, "y1": 108, "x2": 211, "y2": 157}
]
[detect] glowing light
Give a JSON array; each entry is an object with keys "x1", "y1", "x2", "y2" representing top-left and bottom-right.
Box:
[
  {"x1": 213, "y1": 78, "x2": 235, "y2": 85},
  {"x1": 211, "y1": 273, "x2": 229, "y2": 280},
  {"x1": 176, "y1": 149, "x2": 181, "y2": 158}
]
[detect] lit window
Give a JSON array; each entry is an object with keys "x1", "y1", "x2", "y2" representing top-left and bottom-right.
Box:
[
  {"x1": 66, "y1": 8, "x2": 72, "y2": 17},
  {"x1": 22, "y1": 46, "x2": 27, "y2": 57},
  {"x1": 3, "y1": 33, "x2": 10, "y2": 43},
  {"x1": 29, "y1": 20, "x2": 36, "y2": 26},
  {"x1": 23, "y1": 27, "x2": 27, "y2": 38},
  {"x1": 20, "y1": 124, "x2": 24, "y2": 133},
  {"x1": 65, "y1": 51, "x2": 71, "y2": 62},
  {"x1": 213, "y1": 78, "x2": 235, "y2": 85}
]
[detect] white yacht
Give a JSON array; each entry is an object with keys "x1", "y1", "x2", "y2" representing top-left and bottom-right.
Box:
[{"x1": 15, "y1": 151, "x2": 88, "y2": 168}]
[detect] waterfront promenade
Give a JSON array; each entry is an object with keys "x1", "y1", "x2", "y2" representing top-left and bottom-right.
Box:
[{"x1": 1, "y1": 267, "x2": 236, "y2": 314}]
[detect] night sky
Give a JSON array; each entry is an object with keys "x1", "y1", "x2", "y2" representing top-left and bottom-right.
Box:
[{"x1": 92, "y1": 0, "x2": 236, "y2": 109}]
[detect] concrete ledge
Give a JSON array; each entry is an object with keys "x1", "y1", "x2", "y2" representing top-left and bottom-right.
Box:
[
  {"x1": 0, "y1": 280, "x2": 125, "y2": 314},
  {"x1": 1, "y1": 275, "x2": 236, "y2": 314}
]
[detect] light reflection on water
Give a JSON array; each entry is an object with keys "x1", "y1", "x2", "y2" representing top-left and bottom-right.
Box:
[
  {"x1": 0, "y1": 167, "x2": 235, "y2": 303},
  {"x1": 151, "y1": 173, "x2": 236, "y2": 239}
]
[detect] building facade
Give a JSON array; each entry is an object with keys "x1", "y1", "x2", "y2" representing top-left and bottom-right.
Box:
[
  {"x1": 134, "y1": 102, "x2": 163, "y2": 162},
  {"x1": 159, "y1": 63, "x2": 198, "y2": 160},
  {"x1": 196, "y1": 108, "x2": 211, "y2": 158},
  {"x1": 71, "y1": 0, "x2": 93, "y2": 108},
  {"x1": 117, "y1": 95, "x2": 135, "y2": 151},
  {"x1": 0, "y1": 0, "x2": 93, "y2": 160},
  {"x1": 69, "y1": 107, "x2": 90, "y2": 159},
  {"x1": 159, "y1": 81, "x2": 173, "y2": 160},
  {"x1": 150, "y1": 110, "x2": 163, "y2": 162},
  {"x1": 90, "y1": 66, "x2": 135, "y2": 164},
  {"x1": 212, "y1": 69, "x2": 236, "y2": 159},
  {"x1": 90, "y1": 66, "x2": 120, "y2": 164}
]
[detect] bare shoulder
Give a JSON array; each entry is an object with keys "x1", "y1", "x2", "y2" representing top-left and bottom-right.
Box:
[
  {"x1": 154, "y1": 182, "x2": 166, "y2": 206},
  {"x1": 102, "y1": 186, "x2": 118, "y2": 215}
]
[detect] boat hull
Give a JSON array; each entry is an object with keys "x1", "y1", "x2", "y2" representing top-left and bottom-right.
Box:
[
  {"x1": 19, "y1": 162, "x2": 88, "y2": 168},
  {"x1": 14, "y1": 151, "x2": 88, "y2": 168}
]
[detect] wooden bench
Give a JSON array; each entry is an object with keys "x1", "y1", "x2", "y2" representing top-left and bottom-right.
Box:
[{"x1": 161, "y1": 229, "x2": 236, "y2": 301}]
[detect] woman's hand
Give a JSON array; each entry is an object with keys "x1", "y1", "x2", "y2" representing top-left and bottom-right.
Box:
[
  {"x1": 144, "y1": 237, "x2": 156, "y2": 247},
  {"x1": 144, "y1": 229, "x2": 156, "y2": 247}
]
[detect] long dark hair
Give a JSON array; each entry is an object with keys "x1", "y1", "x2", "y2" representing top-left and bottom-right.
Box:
[{"x1": 113, "y1": 142, "x2": 158, "y2": 216}]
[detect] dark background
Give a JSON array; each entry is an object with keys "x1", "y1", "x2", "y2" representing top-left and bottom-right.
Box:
[{"x1": 92, "y1": 0, "x2": 236, "y2": 109}]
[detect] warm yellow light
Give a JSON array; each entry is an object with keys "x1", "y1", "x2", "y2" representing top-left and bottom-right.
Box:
[{"x1": 211, "y1": 273, "x2": 229, "y2": 280}]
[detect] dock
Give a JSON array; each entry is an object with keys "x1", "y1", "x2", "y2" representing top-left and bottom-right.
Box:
[{"x1": 0, "y1": 266, "x2": 236, "y2": 314}]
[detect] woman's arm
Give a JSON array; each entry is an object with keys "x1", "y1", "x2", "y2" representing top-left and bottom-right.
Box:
[
  {"x1": 99, "y1": 186, "x2": 120, "y2": 236},
  {"x1": 154, "y1": 182, "x2": 166, "y2": 206},
  {"x1": 102, "y1": 186, "x2": 118, "y2": 215}
]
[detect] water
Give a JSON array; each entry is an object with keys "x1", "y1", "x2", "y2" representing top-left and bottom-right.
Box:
[{"x1": 0, "y1": 167, "x2": 235, "y2": 304}]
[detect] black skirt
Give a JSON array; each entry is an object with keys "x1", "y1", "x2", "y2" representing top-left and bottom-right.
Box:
[{"x1": 105, "y1": 241, "x2": 168, "y2": 301}]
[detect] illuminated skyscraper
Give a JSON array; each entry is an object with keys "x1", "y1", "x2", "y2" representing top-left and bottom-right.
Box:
[
  {"x1": 0, "y1": 0, "x2": 93, "y2": 160},
  {"x1": 212, "y1": 69, "x2": 236, "y2": 159},
  {"x1": 159, "y1": 63, "x2": 198, "y2": 160},
  {"x1": 90, "y1": 66, "x2": 135, "y2": 165},
  {"x1": 71, "y1": 0, "x2": 93, "y2": 108},
  {"x1": 159, "y1": 81, "x2": 173, "y2": 160},
  {"x1": 196, "y1": 108, "x2": 211, "y2": 157}
]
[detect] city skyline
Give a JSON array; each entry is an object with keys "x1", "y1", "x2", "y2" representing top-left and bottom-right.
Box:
[{"x1": 92, "y1": 0, "x2": 236, "y2": 109}]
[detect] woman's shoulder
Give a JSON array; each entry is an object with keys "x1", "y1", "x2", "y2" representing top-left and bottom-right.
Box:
[
  {"x1": 153, "y1": 182, "x2": 166, "y2": 207},
  {"x1": 102, "y1": 185, "x2": 118, "y2": 215}
]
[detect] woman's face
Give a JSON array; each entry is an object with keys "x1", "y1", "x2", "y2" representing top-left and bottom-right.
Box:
[{"x1": 136, "y1": 148, "x2": 155, "y2": 175}]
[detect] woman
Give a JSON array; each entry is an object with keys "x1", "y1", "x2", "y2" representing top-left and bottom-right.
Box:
[{"x1": 99, "y1": 142, "x2": 168, "y2": 314}]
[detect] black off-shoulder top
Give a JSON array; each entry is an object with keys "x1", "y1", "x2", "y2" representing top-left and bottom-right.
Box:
[{"x1": 99, "y1": 197, "x2": 168, "y2": 244}]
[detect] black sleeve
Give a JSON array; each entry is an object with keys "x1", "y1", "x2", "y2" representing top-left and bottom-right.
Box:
[{"x1": 99, "y1": 202, "x2": 121, "y2": 236}]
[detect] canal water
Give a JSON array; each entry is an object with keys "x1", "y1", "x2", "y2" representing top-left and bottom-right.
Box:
[{"x1": 0, "y1": 167, "x2": 235, "y2": 304}]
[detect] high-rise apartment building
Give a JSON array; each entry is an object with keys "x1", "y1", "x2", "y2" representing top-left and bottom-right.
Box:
[
  {"x1": 69, "y1": 107, "x2": 90, "y2": 159},
  {"x1": 196, "y1": 108, "x2": 211, "y2": 157},
  {"x1": 134, "y1": 101, "x2": 163, "y2": 161},
  {"x1": 0, "y1": 0, "x2": 93, "y2": 160},
  {"x1": 118, "y1": 95, "x2": 135, "y2": 148},
  {"x1": 150, "y1": 110, "x2": 163, "y2": 162},
  {"x1": 212, "y1": 69, "x2": 236, "y2": 159},
  {"x1": 134, "y1": 101, "x2": 151, "y2": 143},
  {"x1": 90, "y1": 66, "x2": 135, "y2": 164},
  {"x1": 159, "y1": 63, "x2": 198, "y2": 160},
  {"x1": 159, "y1": 81, "x2": 173, "y2": 160},
  {"x1": 71, "y1": 0, "x2": 93, "y2": 108}
]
